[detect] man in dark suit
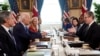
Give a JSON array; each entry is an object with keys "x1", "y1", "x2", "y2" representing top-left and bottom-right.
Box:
[
  {"x1": 76, "y1": 14, "x2": 88, "y2": 41},
  {"x1": 13, "y1": 13, "x2": 31, "y2": 55},
  {"x1": 83, "y1": 11, "x2": 100, "y2": 49},
  {"x1": 0, "y1": 11, "x2": 21, "y2": 56}
]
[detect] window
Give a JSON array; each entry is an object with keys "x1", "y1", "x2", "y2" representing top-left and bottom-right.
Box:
[
  {"x1": 40, "y1": 0, "x2": 62, "y2": 30},
  {"x1": 0, "y1": 0, "x2": 10, "y2": 10},
  {"x1": 91, "y1": 0, "x2": 100, "y2": 12},
  {"x1": 0, "y1": 0, "x2": 4, "y2": 4},
  {"x1": 0, "y1": 0, "x2": 9, "y2": 4}
]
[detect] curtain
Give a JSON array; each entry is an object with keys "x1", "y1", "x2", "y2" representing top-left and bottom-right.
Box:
[
  {"x1": 59, "y1": 0, "x2": 69, "y2": 28},
  {"x1": 8, "y1": 0, "x2": 19, "y2": 14},
  {"x1": 59, "y1": 0, "x2": 66, "y2": 16},
  {"x1": 63, "y1": 0, "x2": 69, "y2": 18},
  {"x1": 37, "y1": 0, "x2": 44, "y2": 16},
  {"x1": 35, "y1": 0, "x2": 44, "y2": 32},
  {"x1": 87, "y1": 0, "x2": 93, "y2": 11}
]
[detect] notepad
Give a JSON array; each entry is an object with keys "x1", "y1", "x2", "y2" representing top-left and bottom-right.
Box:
[{"x1": 27, "y1": 52, "x2": 44, "y2": 56}]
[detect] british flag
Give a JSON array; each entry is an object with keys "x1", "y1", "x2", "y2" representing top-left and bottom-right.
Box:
[
  {"x1": 81, "y1": 0, "x2": 87, "y2": 15},
  {"x1": 32, "y1": 0, "x2": 38, "y2": 17},
  {"x1": 81, "y1": 0, "x2": 93, "y2": 15}
]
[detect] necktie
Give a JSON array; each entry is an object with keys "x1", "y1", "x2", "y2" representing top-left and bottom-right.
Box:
[
  {"x1": 77, "y1": 24, "x2": 82, "y2": 31},
  {"x1": 25, "y1": 27, "x2": 29, "y2": 34},
  {"x1": 8, "y1": 30, "x2": 16, "y2": 46}
]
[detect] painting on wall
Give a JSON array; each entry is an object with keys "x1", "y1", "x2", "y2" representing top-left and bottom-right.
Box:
[
  {"x1": 19, "y1": 0, "x2": 32, "y2": 11},
  {"x1": 69, "y1": 0, "x2": 82, "y2": 9}
]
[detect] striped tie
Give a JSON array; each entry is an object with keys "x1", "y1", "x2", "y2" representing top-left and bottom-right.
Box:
[{"x1": 8, "y1": 30, "x2": 16, "y2": 46}]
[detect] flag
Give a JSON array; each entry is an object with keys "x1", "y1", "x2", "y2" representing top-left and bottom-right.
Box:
[
  {"x1": 63, "y1": 10, "x2": 70, "y2": 19},
  {"x1": 32, "y1": 6, "x2": 38, "y2": 17},
  {"x1": 11, "y1": 11, "x2": 17, "y2": 23},
  {"x1": 81, "y1": 0, "x2": 93, "y2": 15},
  {"x1": 62, "y1": 0, "x2": 70, "y2": 20},
  {"x1": 81, "y1": 0, "x2": 87, "y2": 15},
  {"x1": 11, "y1": 11, "x2": 17, "y2": 18},
  {"x1": 32, "y1": 0, "x2": 38, "y2": 17},
  {"x1": 8, "y1": 0, "x2": 19, "y2": 14}
]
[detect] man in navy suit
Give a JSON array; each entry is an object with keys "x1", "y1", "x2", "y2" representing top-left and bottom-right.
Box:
[
  {"x1": 76, "y1": 15, "x2": 88, "y2": 41},
  {"x1": 83, "y1": 11, "x2": 100, "y2": 49},
  {"x1": 13, "y1": 13, "x2": 31, "y2": 55},
  {"x1": 0, "y1": 11, "x2": 21, "y2": 56}
]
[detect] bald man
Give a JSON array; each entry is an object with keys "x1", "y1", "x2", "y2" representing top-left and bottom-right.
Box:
[{"x1": 13, "y1": 13, "x2": 31, "y2": 55}]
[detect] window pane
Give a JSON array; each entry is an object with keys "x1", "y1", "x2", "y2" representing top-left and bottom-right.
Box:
[
  {"x1": 91, "y1": 0, "x2": 100, "y2": 12},
  {"x1": 41, "y1": 0, "x2": 62, "y2": 30}
]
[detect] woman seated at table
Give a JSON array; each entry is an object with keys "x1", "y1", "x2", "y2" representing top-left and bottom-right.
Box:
[
  {"x1": 68, "y1": 17, "x2": 79, "y2": 35},
  {"x1": 63, "y1": 18, "x2": 72, "y2": 31},
  {"x1": 72, "y1": 17, "x2": 79, "y2": 30},
  {"x1": 29, "y1": 17, "x2": 47, "y2": 40}
]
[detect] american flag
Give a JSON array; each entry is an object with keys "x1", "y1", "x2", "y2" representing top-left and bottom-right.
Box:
[
  {"x1": 63, "y1": 10, "x2": 70, "y2": 19},
  {"x1": 11, "y1": 11, "x2": 17, "y2": 23},
  {"x1": 62, "y1": 0, "x2": 70, "y2": 20},
  {"x1": 8, "y1": 0, "x2": 19, "y2": 14},
  {"x1": 32, "y1": 6, "x2": 38, "y2": 17},
  {"x1": 11, "y1": 11, "x2": 17, "y2": 18},
  {"x1": 8, "y1": 0, "x2": 20, "y2": 21}
]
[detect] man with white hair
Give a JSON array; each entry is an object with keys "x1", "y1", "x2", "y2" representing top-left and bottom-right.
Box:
[{"x1": 13, "y1": 13, "x2": 31, "y2": 55}]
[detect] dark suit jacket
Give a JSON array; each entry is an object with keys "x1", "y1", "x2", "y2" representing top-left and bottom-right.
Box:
[
  {"x1": 63, "y1": 23, "x2": 72, "y2": 31},
  {"x1": 0, "y1": 42, "x2": 4, "y2": 56},
  {"x1": 0, "y1": 25, "x2": 21, "y2": 56},
  {"x1": 76, "y1": 23, "x2": 88, "y2": 41},
  {"x1": 13, "y1": 22, "x2": 31, "y2": 52},
  {"x1": 82, "y1": 22, "x2": 100, "y2": 49}
]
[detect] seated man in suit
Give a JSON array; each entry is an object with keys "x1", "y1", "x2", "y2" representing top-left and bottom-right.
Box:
[
  {"x1": 82, "y1": 11, "x2": 100, "y2": 49},
  {"x1": 76, "y1": 14, "x2": 88, "y2": 41},
  {"x1": 13, "y1": 13, "x2": 31, "y2": 55},
  {"x1": 0, "y1": 11, "x2": 21, "y2": 56}
]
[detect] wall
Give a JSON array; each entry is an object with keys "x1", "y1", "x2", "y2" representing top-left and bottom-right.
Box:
[
  {"x1": 69, "y1": 9, "x2": 81, "y2": 18},
  {"x1": 67, "y1": 0, "x2": 82, "y2": 18}
]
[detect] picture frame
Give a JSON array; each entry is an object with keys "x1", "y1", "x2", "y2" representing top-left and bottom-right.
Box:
[
  {"x1": 69, "y1": 0, "x2": 82, "y2": 9},
  {"x1": 31, "y1": 0, "x2": 35, "y2": 6},
  {"x1": 16, "y1": 0, "x2": 19, "y2": 9},
  {"x1": 19, "y1": 0, "x2": 32, "y2": 11}
]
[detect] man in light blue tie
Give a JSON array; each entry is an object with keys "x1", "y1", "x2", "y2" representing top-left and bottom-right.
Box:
[{"x1": 13, "y1": 13, "x2": 31, "y2": 56}]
